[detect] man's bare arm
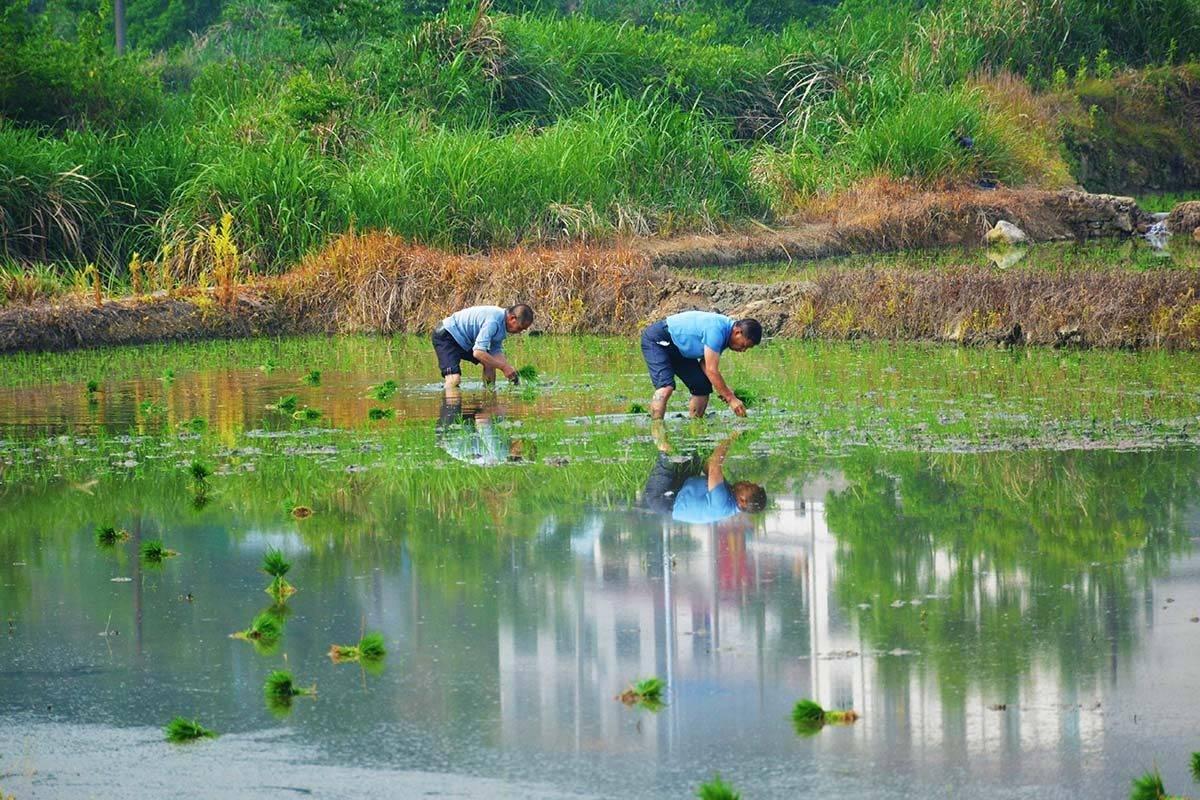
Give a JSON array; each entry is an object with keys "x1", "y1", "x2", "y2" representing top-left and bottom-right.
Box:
[{"x1": 473, "y1": 349, "x2": 516, "y2": 380}]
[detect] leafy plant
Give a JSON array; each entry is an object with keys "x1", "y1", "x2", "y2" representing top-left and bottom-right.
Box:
[
  {"x1": 617, "y1": 676, "x2": 665, "y2": 709},
  {"x1": 1130, "y1": 770, "x2": 1168, "y2": 800},
  {"x1": 368, "y1": 407, "x2": 394, "y2": 420},
  {"x1": 370, "y1": 380, "x2": 398, "y2": 400},
  {"x1": 302, "y1": 370, "x2": 322, "y2": 386},
  {"x1": 262, "y1": 548, "x2": 296, "y2": 599},
  {"x1": 329, "y1": 631, "x2": 386, "y2": 663},
  {"x1": 95, "y1": 525, "x2": 130, "y2": 546},
  {"x1": 269, "y1": 395, "x2": 299, "y2": 412},
  {"x1": 164, "y1": 716, "x2": 215, "y2": 743},
  {"x1": 792, "y1": 698, "x2": 859, "y2": 733},
  {"x1": 232, "y1": 612, "x2": 283, "y2": 645},
  {"x1": 140, "y1": 539, "x2": 179, "y2": 562},
  {"x1": 697, "y1": 775, "x2": 741, "y2": 800},
  {"x1": 189, "y1": 460, "x2": 212, "y2": 482}
]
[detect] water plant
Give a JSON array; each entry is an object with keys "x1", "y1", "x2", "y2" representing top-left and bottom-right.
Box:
[
  {"x1": 140, "y1": 539, "x2": 179, "y2": 562},
  {"x1": 617, "y1": 677, "x2": 665, "y2": 709},
  {"x1": 370, "y1": 380, "x2": 398, "y2": 400},
  {"x1": 164, "y1": 716, "x2": 216, "y2": 743},
  {"x1": 302, "y1": 370, "x2": 321, "y2": 386},
  {"x1": 232, "y1": 611, "x2": 283, "y2": 645},
  {"x1": 262, "y1": 547, "x2": 295, "y2": 599},
  {"x1": 189, "y1": 460, "x2": 211, "y2": 483},
  {"x1": 329, "y1": 631, "x2": 386, "y2": 663},
  {"x1": 94, "y1": 525, "x2": 129, "y2": 546},
  {"x1": 368, "y1": 407, "x2": 394, "y2": 420},
  {"x1": 697, "y1": 775, "x2": 741, "y2": 800},
  {"x1": 792, "y1": 699, "x2": 859, "y2": 733},
  {"x1": 269, "y1": 394, "x2": 298, "y2": 412}
]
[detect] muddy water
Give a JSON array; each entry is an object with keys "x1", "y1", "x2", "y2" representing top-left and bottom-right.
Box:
[{"x1": 1, "y1": 338, "x2": 1199, "y2": 799}]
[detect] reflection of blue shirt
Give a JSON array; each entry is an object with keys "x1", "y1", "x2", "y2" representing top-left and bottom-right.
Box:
[
  {"x1": 666, "y1": 312, "x2": 734, "y2": 359},
  {"x1": 438, "y1": 418, "x2": 508, "y2": 465},
  {"x1": 672, "y1": 477, "x2": 740, "y2": 523},
  {"x1": 442, "y1": 306, "x2": 506, "y2": 354}
]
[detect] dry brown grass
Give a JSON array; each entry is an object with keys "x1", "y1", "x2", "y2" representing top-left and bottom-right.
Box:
[{"x1": 276, "y1": 231, "x2": 663, "y2": 334}]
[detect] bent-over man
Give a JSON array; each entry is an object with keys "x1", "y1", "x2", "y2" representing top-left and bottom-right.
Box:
[
  {"x1": 640, "y1": 310, "x2": 761, "y2": 419},
  {"x1": 433, "y1": 304, "x2": 534, "y2": 394}
]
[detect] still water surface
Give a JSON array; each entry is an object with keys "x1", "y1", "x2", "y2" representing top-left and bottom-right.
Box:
[{"x1": 1, "y1": 338, "x2": 1198, "y2": 799}]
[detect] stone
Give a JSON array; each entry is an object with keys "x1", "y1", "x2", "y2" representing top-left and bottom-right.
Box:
[
  {"x1": 985, "y1": 220, "x2": 1028, "y2": 246},
  {"x1": 1166, "y1": 200, "x2": 1200, "y2": 234}
]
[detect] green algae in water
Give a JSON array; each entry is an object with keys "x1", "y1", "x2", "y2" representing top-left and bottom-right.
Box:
[
  {"x1": 368, "y1": 407, "x2": 394, "y2": 421},
  {"x1": 140, "y1": 539, "x2": 178, "y2": 562},
  {"x1": 269, "y1": 394, "x2": 298, "y2": 412},
  {"x1": 164, "y1": 716, "x2": 216, "y2": 743},
  {"x1": 94, "y1": 525, "x2": 129, "y2": 546},
  {"x1": 329, "y1": 632, "x2": 386, "y2": 663},
  {"x1": 696, "y1": 775, "x2": 741, "y2": 800},
  {"x1": 302, "y1": 370, "x2": 321, "y2": 386},
  {"x1": 263, "y1": 548, "x2": 295, "y2": 599}
]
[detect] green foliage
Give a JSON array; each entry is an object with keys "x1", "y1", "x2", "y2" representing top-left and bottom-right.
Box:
[
  {"x1": 86, "y1": 380, "x2": 100, "y2": 393},
  {"x1": 792, "y1": 698, "x2": 825, "y2": 723},
  {"x1": 357, "y1": 632, "x2": 386, "y2": 659},
  {"x1": 293, "y1": 407, "x2": 322, "y2": 421},
  {"x1": 633, "y1": 677, "x2": 664, "y2": 700},
  {"x1": 368, "y1": 407, "x2": 395, "y2": 420},
  {"x1": 1130, "y1": 770, "x2": 1167, "y2": 800},
  {"x1": 262, "y1": 547, "x2": 291, "y2": 578},
  {"x1": 164, "y1": 716, "x2": 215, "y2": 742},
  {"x1": 140, "y1": 538, "x2": 177, "y2": 562},
  {"x1": 271, "y1": 394, "x2": 299, "y2": 412},
  {"x1": 302, "y1": 369, "x2": 321, "y2": 385},
  {"x1": 263, "y1": 669, "x2": 312, "y2": 698},
  {"x1": 732, "y1": 388, "x2": 758, "y2": 408},
  {"x1": 1192, "y1": 751, "x2": 1200, "y2": 782},
  {"x1": 370, "y1": 380, "x2": 398, "y2": 400},
  {"x1": 696, "y1": 775, "x2": 741, "y2": 800},
  {"x1": 189, "y1": 460, "x2": 212, "y2": 482},
  {"x1": 236, "y1": 611, "x2": 283, "y2": 642},
  {"x1": 94, "y1": 525, "x2": 128, "y2": 545},
  {"x1": 516, "y1": 365, "x2": 539, "y2": 382}
]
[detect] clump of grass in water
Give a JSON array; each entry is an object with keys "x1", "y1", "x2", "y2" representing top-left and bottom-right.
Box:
[
  {"x1": 182, "y1": 417, "x2": 206, "y2": 433},
  {"x1": 263, "y1": 669, "x2": 315, "y2": 709},
  {"x1": 262, "y1": 547, "x2": 295, "y2": 599},
  {"x1": 232, "y1": 611, "x2": 282, "y2": 645},
  {"x1": 165, "y1": 716, "x2": 216, "y2": 743},
  {"x1": 1130, "y1": 770, "x2": 1170, "y2": 800},
  {"x1": 161, "y1": 368, "x2": 175, "y2": 383},
  {"x1": 628, "y1": 402, "x2": 646, "y2": 414},
  {"x1": 733, "y1": 388, "x2": 759, "y2": 408},
  {"x1": 261, "y1": 357, "x2": 279, "y2": 373},
  {"x1": 95, "y1": 525, "x2": 129, "y2": 546},
  {"x1": 268, "y1": 394, "x2": 298, "y2": 412},
  {"x1": 189, "y1": 460, "x2": 211, "y2": 483},
  {"x1": 617, "y1": 677, "x2": 665, "y2": 710},
  {"x1": 329, "y1": 632, "x2": 386, "y2": 663},
  {"x1": 696, "y1": 775, "x2": 741, "y2": 800},
  {"x1": 292, "y1": 407, "x2": 322, "y2": 421},
  {"x1": 368, "y1": 407, "x2": 394, "y2": 420},
  {"x1": 302, "y1": 370, "x2": 321, "y2": 386},
  {"x1": 85, "y1": 379, "x2": 99, "y2": 395},
  {"x1": 792, "y1": 699, "x2": 859, "y2": 734},
  {"x1": 370, "y1": 380, "x2": 398, "y2": 401},
  {"x1": 1192, "y1": 751, "x2": 1200, "y2": 781},
  {"x1": 516, "y1": 365, "x2": 539, "y2": 383},
  {"x1": 140, "y1": 539, "x2": 179, "y2": 562}
]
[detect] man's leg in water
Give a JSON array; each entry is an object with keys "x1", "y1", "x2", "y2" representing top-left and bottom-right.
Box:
[
  {"x1": 482, "y1": 364, "x2": 496, "y2": 386},
  {"x1": 650, "y1": 386, "x2": 674, "y2": 420},
  {"x1": 688, "y1": 394, "x2": 709, "y2": 417}
]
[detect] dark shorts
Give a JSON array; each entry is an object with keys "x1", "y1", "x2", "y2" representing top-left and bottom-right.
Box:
[
  {"x1": 640, "y1": 320, "x2": 713, "y2": 396},
  {"x1": 433, "y1": 327, "x2": 479, "y2": 377},
  {"x1": 640, "y1": 452, "x2": 702, "y2": 515}
]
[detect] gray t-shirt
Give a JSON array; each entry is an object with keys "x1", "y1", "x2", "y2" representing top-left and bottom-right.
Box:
[{"x1": 442, "y1": 306, "x2": 507, "y2": 355}]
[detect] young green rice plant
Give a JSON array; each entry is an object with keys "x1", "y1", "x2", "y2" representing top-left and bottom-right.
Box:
[
  {"x1": 696, "y1": 775, "x2": 741, "y2": 800},
  {"x1": 368, "y1": 407, "x2": 394, "y2": 420},
  {"x1": 1130, "y1": 770, "x2": 1169, "y2": 800},
  {"x1": 733, "y1": 388, "x2": 759, "y2": 408},
  {"x1": 94, "y1": 525, "x2": 130, "y2": 546},
  {"x1": 189, "y1": 460, "x2": 211, "y2": 483},
  {"x1": 329, "y1": 631, "x2": 386, "y2": 663},
  {"x1": 86, "y1": 379, "x2": 100, "y2": 395},
  {"x1": 161, "y1": 369, "x2": 175, "y2": 383},
  {"x1": 617, "y1": 677, "x2": 665, "y2": 710},
  {"x1": 139, "y1": 399, "x2": 164, "y2": 416},
  {"x1": 792, "y1": 699, "x2": 859, "y2": 734},
  {"x1": 269, "y1": 394, "x2": 298, "y2": 412},
  {"x1": 164, "y1": 716, "x2": 216, "y2": 743},
  {"x1": 370, "y1": 380, "x2": 398, "y2": 400},
  {"x1": 1191, "y1": 751, "x2": 1199, "y2": 782},
  {"x1": 262, "y1": 547, "x2": 295, "y2": 599},
  {"x1": 628, "y1": 402, "x2": 647, "y2": 414},
  {"x1": 140, "y1": 539, "x2": 179, "y2": 563},
  {"x1": 302, "y1": 370, "x2": 321, "y2": 386},
  {"x1": 264, "y1": 668, "x2": 316, "y2": 716},
  {"x1": 516, "y1": 365, "x2": 539, "y2": 383},
  {"x1": 292, "y1": 407, "x2": 322, "y2": 421},
  {"x1": 261, "y1": 358, "x2": 279, "y2": 373},
  {"x1": 232, "y1": 611, "x2": 283, "y2": 645},
  {"x1": 182, "y1": 417, "x2": 207, "y2": 433}
]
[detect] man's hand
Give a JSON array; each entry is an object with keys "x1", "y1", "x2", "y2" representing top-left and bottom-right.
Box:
[
  {"x1": 503, "y1": 365, "x2": 519, "y2": 384},
  {"x1": 729, "y1": 397, "x2": 747, "y2": 417}
]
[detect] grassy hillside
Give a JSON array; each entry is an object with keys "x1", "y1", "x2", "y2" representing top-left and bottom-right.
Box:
[{"x1": 3, "y1": 0, "x2": 1200, "y2": 284}]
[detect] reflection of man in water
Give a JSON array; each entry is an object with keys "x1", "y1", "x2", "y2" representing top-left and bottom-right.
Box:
[
  {"x1": 641, "y1": 425, "x2": 766, "y2": 522},
  {"x1": 436, "y1": 398, "x2": 531, "y2": 465}
]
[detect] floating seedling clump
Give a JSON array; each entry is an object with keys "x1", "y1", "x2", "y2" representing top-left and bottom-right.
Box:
[
  {"x1": 165, "y1": 716, "x2": 216, "y2": 743},
  {"x1": 370, "y1": 380, "x2": 398, "y2": 401},
  {"x1": 293, "y1": 407, "x2": 322, "y2": 421},
  {"x1": 617, "y1": 677, "x2": 665, "y2": 710},
  {"x1": 140, "y1": 539, "x2": 179, "y2": 563},
  {"x1": 263, "y1": 669, "x2": 315, "y2": 715},
  {"x1": 95, "y1": 525, "x2": 130, "y2": 546},
  {"x1": 302, "y1": 370, "x2": 321, "y2": 386},
  {"x1": 368, "y1": 407, "x2": 394, "y2": 421},
  {"x1": 329, "y1": 632, "x2": 386, "y2": 664},
  {"x1": 696, "y1": 775, "x2": 741, "y2": 800},
  {"x1": 792, "y1": 699, "x2": 859, "y2": 734},
  {"x1": 189, "y1": 460, "x2": 211, "y2": 483},
  {"x1": 86, "y1": 379, "x2": 100, "y2": 394},
  {"x1": 232, "y1": 611, "x2": 283, "y2": 647},
  {"x1": 1130, "y1": 770, "x2": 1172, "y2": 800},
  {"x1": 262, "y1": 548, "x2": 295, "y2": 600},
  {"x1": 269, "y1": 395, "x2": 298, "y2": 412}
]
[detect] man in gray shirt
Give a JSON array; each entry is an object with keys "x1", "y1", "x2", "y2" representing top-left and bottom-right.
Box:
[{"x1": 432, "y1": 304, "x2": 534, "y2": 395}]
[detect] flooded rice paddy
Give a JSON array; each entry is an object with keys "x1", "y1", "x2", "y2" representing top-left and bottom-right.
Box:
[{"x1": 2, "y1": 335, "x2": 1199, "y2": 799}]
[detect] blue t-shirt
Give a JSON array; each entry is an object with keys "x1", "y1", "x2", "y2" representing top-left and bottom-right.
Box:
[
  {"x1": 442, "y1": 306, "x2": 507, "y2": 354},
  {"x1": 666, "y1": 311, "x2": 734, "y2": 359},
  {"x1": 672, "y1": 477, "x2": 741, "y2": 523}
]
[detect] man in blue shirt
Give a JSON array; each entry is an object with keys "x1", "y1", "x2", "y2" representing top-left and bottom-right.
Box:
[
  {"x1": 641, "y1": 427, "x2": 766, "y2": 523},
  {"x1": 433, "y1": 304, "x2": 534, "y2": 394},
  {"x1": 640, "y1": 311, "x2": 762, "y2": 419}
]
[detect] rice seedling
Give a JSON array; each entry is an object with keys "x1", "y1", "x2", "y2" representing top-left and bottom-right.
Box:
[
  {"x1": 262, "y1": 547, "x2": 295, "y2": 599},
  {"x1": 231, "y1": 611, "x2": 283, "y2": 644},
  {"x1": 1130, "y1": 770, "x2": 1169, "y2": 800},
  {"x1": 369, "y1": 380, "x2": 398, "y2": 400},
  {"x1": 263, "y1": 669, "x2": 315, "y2": 699},
  {"x1": 733, "y1": 388, "x2": 759, "y2": 408},
  {"x1": 368, "y1": 407, "x2": 394, "y2": 420},
  {"x1": 696, "y1": 775, "x2": 741, "y2": 800},
  {"x1": 161, "y1": 368, "x2": 175, "y2": 383},
  {"x1": 268, "y1": 394, "x2": 298, "y2": 412},
  {"x1": 164, "y1": 716, "x2": 216, "y2": 743},
  {"x1": 792, "y1": 699, "x2": 859, "y2": 733},
  {"x1": 189, "y1": 460, "x2": 212, "y2": 483},
  {"x1": 140, "y1": 539, "x2": 179, "y2": 562},
  {"x1": 182, "y1": 417, "x2": 207, "y2": 433},
  {"x1": 291, "y1": 505, "x2": 314, "y2": 519},
  {"x1": 139, "y1": 399, "x2": 164, "y2": 416},
  {"x1": 261, "y1": 358, "x2": 280, "y2": 373},
  {"x1": 628, "y1": 402, "x2": 646, "y2": 414},
  {"x1": 302, "y1": 370, "x2": 321, "y2": 386},
  {"x1": 328, "y1": 631, "x2": 386, "y2": 663},
  {"x1": 1192, "y1": 751, "x2": 1199, "y2": 781},
  {"x1": 293, "y1": 407, "x2": 322, "y2": 421},
  {"x1": 86, "y1": 380, "x2": 100, "y2": 394},
  {"x1": 94, "y1": 525, "x2": 130, "y2": 546},
  {"x1": 516, "y1": 365, "x2": 540, "y2": 383},
  {"x1": 617, "y1": 677, "x2": 665, "y2": 709}
]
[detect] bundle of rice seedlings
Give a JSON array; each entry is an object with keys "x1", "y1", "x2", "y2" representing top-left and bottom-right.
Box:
[
  {"x1": 140, "y1": 539, "x2": 179, "y2": 562},
  {"x1": 733, "y1": 388, "x2": 759, "y2": 408},
  {"x1": 616, "y1": 677, "x2": 665, "y2": 709},
  {"x1": 268, "y1": 395, "x2": 298, "y2": 412},
  {"x1": 95, "y1": 525, "x2": 130, "y2": 546},
  {"x1": 263, "y1": 669, "x2": 316, "y2": 716},
  {"x1": 329, "y1": 632, "x2": 386, "y2": 663},
  {"x1": 302, "y1": 370, "x2": 321, "y2": 386},
  {"x1": 164, "y1": 716, "x2": 216, "y2": 743},
  {"x1": 368, "y1": 407, "x2": 394, "y2": 420},
  {"x1": 792, "y1": 698, "x2": 859, "y2": 733},
  {"x1": 370, "y1": 380, "x2": 398, "y2": 400},
  {"x1": 516, "y1": 365, "x2": 539, "y2": 382},
  {"x1": 231, "y1": 611, "x2": 283, "y2": 645},
  {"x1": 292, "y1": 407, "x2": 322, "y2": 421},
  {"x1": 262, "y1": 548, "x2": 295, "y2": 599},
  {"x1": 696, "y1": 775, "x2": 741, "y2": 800},
  {"x1": 189, "y1": 460, "x2": 211, "y2": 482}
]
